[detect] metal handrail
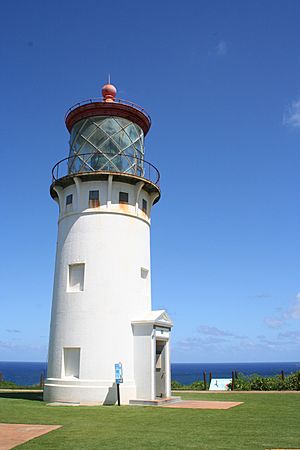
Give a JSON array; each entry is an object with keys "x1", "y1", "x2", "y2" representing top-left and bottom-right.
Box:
[
  {"x1": 51, "y1": 152, "x2": 160, "y2": 186},
  {"x1": 65, "y1": 98, "x2": 151, "y2": 124}
]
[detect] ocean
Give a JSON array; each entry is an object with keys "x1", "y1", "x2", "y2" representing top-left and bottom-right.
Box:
[{"x1": 0, "y1": 361, "x2": 300, "y2": 386}]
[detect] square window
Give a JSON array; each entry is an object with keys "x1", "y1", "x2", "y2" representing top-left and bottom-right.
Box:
[
  {"x1": 119, "y1": 192, "x2": 128, "y2": 204},
  {"x1": 66, "y1": 194, "x2": 73, "y2": 206},
  {"x1": 89, "y1": 190, "x2": 99, "y2": 200},
  {"x1": 89, "y1": 190, "x2": 100, "y2": 208},
  {"x1": 142, "y1": 199, "x2": 147, "y2": 213},
  {"x1": 68, "y1": 263, "x2": 85, "y2": 292}
]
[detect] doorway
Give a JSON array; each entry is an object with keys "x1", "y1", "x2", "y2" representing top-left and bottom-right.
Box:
[{"x1": 155, "y1": 340, "x2": 166, "y2": 398}]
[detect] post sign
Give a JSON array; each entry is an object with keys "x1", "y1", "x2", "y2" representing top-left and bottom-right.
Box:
[
  {"x1": 115, "y1": 362, "x2": 123, "y2": 385},
  {"x1": 115, "y1": 362, "x2": 123, "y2": 406}
]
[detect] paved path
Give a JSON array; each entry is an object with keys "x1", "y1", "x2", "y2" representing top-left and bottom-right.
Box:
[
  {"x1": 162, "y1": 400, "x2": 243, "y2": 409},
  {"x1": 0, "y1": 390, "x2": 43, "y2": 393},
  {"x1": 174, "y1": 390, "x2": 300, "y2": 394},
  {"x1": 0, "y1": 424, "x2": 61, "y2": 450}
]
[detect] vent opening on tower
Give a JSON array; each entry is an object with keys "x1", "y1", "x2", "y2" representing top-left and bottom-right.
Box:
[
  {"x1": 119, "y1": 192, "x2": 129, "y2": 204},
  {"x1": 142, "y1": 199, "x2": 147, "y2": 213},
  {"x1": 89, "y1": 190, "x2": 100, "y2": 208},
  {"x1": 66, "y1": 194, "x2": 73, "y2": 206},
  {"x1": 141, "y1": 267, "x2": 149, "y2": 279}
]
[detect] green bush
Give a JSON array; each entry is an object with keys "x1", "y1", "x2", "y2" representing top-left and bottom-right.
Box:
[
  {"x1": 228, "y1": 374, "x2": 250, "y2": 391},
  {"x1": 172, "y1": 371, "x2": 300, "y2": 391},
  {"x1": 171, "y1": 380, "x2": 184, "y2": 390},
  {"x1": 0, "y1": 380, "x2": 41, "y2": 390},
  {"x1": 283, "y1": 371, "x2": 300, "y2": 390},
  {"x1": 190, "y1": 380, "x2": 205, "y2": 390},
  {"x1": 171, "y1": 379, "x2": 206, "y2": 390},
  {"x1": 232, "y1": 371, "x2": 300, "y2": 391},
  {"x1": 0, "y1": 380, "x2": 19, "y2": 389}
]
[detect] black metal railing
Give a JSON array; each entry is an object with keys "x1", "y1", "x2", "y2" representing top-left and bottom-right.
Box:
[
  {"x1": 51, "y1": 153, "x2": 160, "y2": 186},
  {"x1": 65, "y1": 97, "x2": 151, "y2": 124}
]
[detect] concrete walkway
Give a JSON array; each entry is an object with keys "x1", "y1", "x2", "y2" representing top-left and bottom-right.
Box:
[
  {"x1": 174, "y1": 390, "x2": 300, "y2": 394},
  {"x1": 0, "y1": 390, "x2": 43, "y2": 393},
  {"x1": 0, "y1": 424, "x2": 61, "y2": 450},
  {"x1": 162, "y1": 400, "x2": 243, "y2": 409}
]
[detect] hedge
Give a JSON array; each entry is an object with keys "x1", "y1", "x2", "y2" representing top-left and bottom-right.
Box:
[{"x1": 172, "y1": 371, "x2": 300, "y2": 391}]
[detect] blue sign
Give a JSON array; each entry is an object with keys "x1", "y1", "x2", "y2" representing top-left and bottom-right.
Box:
[{"x1": 115, "y1": 362, "x2": 123, "y2": 384}]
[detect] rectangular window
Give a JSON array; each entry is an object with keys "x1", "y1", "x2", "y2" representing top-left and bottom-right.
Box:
[
  {"x1": 142, "y1": 199, "x2": 147, "y2": 213},
  {"x1": 89, "y1": 190, "x2": 99, "y2": 200},
  {"x1": 68, "y1": 263, "x2": 85, "y2": 292},
  {"x1": 63, "y1": 348, "x2": 80, "y2": 378},
  {"x1": 66, "y1": 194, "x2": 73, "y2": 206},
  {"x1": 119, "y1": 192, "x2": 129, "y2": 204},
  {"x1": 89, "y1": 190, "x2": 100, "y2": 208}
]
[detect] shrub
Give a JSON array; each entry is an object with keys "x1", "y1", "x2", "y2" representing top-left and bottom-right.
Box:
[
  {"x1": 232, "y1": 371, "x2": 300, "y2": 391},
  {"x1": 171, "y1": 379, "x2": 206, "y2": 390},
  {"x1": 0, "y1": 380, "x2": 19, "y2": 389},
  {"x1": 0, "y1": 381, "x2": 41, "y2": 390},
  {"x1": 229, "y1": 374, "x2": 251, "y2": 391},
  {"x1": 282, "y1": 371, "x2": 300, "y2": 390},
  {"x1": 172, "y1": 371, "x2": 300, "y2": 391},
  {"x1": 171, "y1": 380, "x2": 184, "y2": 390},
  {"x1": 189, "y1": 380, "x2": 205, "y2": 390}
]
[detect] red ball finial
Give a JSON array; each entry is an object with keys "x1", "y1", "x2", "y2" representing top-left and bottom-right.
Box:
[{"x1": 102, "y1": 80, "x2": 117, "y2": 102}]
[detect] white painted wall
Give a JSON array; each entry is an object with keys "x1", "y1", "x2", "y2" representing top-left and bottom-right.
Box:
[
  {"x1": 44, "y1": 177, "x2": 155, "y2": 404},
  {"x1": 132, "y1": 324, "x2": 154, "y2": 400}
]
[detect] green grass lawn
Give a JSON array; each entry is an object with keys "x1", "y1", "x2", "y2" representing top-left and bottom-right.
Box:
[{"x1": 1, "y1": 391, "x2": 300, "y2": 449}]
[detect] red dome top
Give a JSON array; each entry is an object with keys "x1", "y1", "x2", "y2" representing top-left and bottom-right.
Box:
[
  {"x1": 102, "y1": 83, "x2": 117, "y2": 102},
  {"x1": 65, "y1": 81, "x2": 151, "y2": 135}
]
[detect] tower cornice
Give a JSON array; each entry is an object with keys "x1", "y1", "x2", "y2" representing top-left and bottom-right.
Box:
[
  {"x1": 50, "y1": 171, "x2": 160, "y2": 204},
  {"x1": 65, "y1": 99, "x2": 151, "y2": 135}
]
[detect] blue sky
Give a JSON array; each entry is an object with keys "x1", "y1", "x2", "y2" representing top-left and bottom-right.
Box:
[{"x1": 1, "y1": 0, "x2": 300, "y2": 363}]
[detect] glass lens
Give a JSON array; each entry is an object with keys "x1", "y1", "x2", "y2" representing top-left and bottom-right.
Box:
[
  {"x1": 68, "y1": 116, "x2": 145, "y2": 176},
  {"x1": 100, "y1": 118, "x2": 121, "y2": 135}
]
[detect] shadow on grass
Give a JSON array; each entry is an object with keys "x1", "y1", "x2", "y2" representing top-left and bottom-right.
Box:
[{"x1": 0, "y1": 392, "x2": 43, "y2": 401}]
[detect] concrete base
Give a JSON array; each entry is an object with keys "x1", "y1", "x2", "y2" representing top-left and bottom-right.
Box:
[
  {"x1": 162, "y1": 400, "x2": 243, "y2": 409},
  {"x1": 129, "y1": 396, "x2": 181, "y2": 406},
  {"x1": 44, "y1": 378, "x2": 136, "y2": 405}
]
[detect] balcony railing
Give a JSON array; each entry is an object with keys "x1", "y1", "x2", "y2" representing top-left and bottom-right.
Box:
[
  {"x1": 51, "y1": 153, "x2": 160, "y2": 186},
  {"x1": 65, "y1": 97, "x2": 151, "y2": 124}
]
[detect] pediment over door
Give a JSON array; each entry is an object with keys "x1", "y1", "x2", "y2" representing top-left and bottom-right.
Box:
[{"x1": 131, "y1": 310, "x2": 173, "y2": 327}]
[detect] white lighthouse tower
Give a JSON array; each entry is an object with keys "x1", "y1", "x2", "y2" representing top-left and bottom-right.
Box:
[{"x1": 44, "y1": 82, "x2": 173, "y2": 404}]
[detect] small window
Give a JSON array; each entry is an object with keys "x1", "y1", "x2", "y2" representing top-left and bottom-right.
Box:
[
  {"x1": 66, "y1": 194, "x2": 73, "y2": 206},
  {"x1": 63, "y1": 348, "x2": 80, "y2": 378},
  {"x1": 142, "y1": 199, "x2": 147, "y2": 213},
  {"x1": 119, "y1": 192, "x2": 129, "y2": 204},
  {"x1": 89, "y1": 190, "x2": 99, "y2": 201},
  {"x1": 89, "y1": 190, "x2": 100, "y2": 208},
  {"x1": 68, "y1": 263, "x2": 85, "y2": 292}
]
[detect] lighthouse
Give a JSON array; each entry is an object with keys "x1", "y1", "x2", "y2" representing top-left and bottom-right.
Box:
[{"x1": 44, "y1": 82, "x2": 173, "y2": 404}]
